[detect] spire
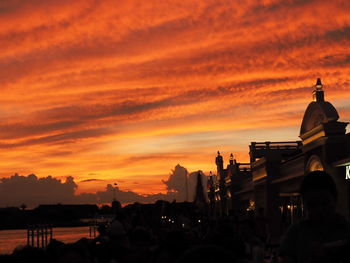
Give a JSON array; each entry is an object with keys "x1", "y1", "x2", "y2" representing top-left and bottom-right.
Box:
[
  {"x1": 229, "y1": 153, "x2": 234, "y2": 165},
  {"x1": 316, "y1": 78, "x2": 322, "y2": 88},
  {"x1": 193, "y1": 171, "x2": 207, "y2": 207},
  {"x1": 313, "y1": 78, "x2": 324, "y2": 102},
  {"x1": 216, "y1": 151, "x2": 223, "y2": 170}
]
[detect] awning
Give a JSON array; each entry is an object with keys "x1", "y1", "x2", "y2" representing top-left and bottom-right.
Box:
[
  {"x1": 271, "y1": 172, "x2": 304, "y2": 184},
  {"x1": 332, "y1": 157, "x2": 350, "y2": 167}
]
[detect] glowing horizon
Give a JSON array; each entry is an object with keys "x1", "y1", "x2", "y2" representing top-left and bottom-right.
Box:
[{"x1": 1, "y1": 0, "x2": 350, "y2": 201}]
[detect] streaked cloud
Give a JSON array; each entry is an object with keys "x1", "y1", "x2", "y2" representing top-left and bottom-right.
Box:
[{"x1": 0, "y1": 0, "x2": 350, "y2": 205}]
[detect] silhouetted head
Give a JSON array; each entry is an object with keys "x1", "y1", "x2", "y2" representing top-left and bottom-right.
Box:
[
  {"x1": 97, "y1": 225, "x2": 107, "y2": 236},
  {"x1": 238, "y1": 219, "x2": 256, "y2": 240},
  {"x1": 178, "y1": 245, "x2": 236, "y2": 263},
  {"x1": 12, "y1": 246, "x2": 49, "y2": 263},
  {"x1": 56, "y1": 242, "x2": 92, "y2": 263},
  {"x1": 131, "y1": 227, "x2": 152, "y2": 247},
  {"x1": 300, "y1": 171, "x2": 337, "y2": 222},
  {"x1": 46, "y1": 239, "x2": 65, "y2": 259},
  {"x1": 0, "y1": 255, "x2": 14, "y2": 263},
  {"x1": 257, "y1": 207, "x2": 264, "y2": 216}
]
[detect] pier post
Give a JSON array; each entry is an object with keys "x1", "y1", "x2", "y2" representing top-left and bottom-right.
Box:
[
  {"x1": 31, "y1": 228, "x2": 34, "y2": 247},
  {"x1": 27, "y1": 224, "x2": 53, "y2": 248},
  {"x1": 41, "y1": 225, "x2": 45, "y2": 247},
  {"x1": 44, "y1": 226, "x2": 48, "y2": 246},
  {"x1": 36, "y1": 227, "x2": 40, "y2": 247},
  {"x1": 49, "y1": 226, "x2": 53, "y2": 242},
  {"x1": 27, "y1": 228, "x2": 29, "y2": 246}
]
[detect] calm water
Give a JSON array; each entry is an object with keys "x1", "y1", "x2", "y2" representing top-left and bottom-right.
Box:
[{"x1": 0, "y1": 226, "x2": 91, "y2": 255}]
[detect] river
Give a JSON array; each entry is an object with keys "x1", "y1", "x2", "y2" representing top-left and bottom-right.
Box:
[{"x1": 0, "y1": 226, "x2": 92, "y2": 255}]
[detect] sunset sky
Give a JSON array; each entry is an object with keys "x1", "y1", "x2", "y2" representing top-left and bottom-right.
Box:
[{"x1": 1, "y1": 0, "x2": 350, "y2": 200}]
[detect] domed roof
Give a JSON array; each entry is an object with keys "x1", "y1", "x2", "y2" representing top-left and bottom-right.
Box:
[
  {"x1": 300, "y1": 101, "x2": 339, "y2": 136},
  {"x1": 300, "y1": 79, "x2": 339, "y2": 136}
]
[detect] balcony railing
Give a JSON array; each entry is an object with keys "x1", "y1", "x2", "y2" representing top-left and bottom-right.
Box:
[{"x1": 250, "y1": 141, "x2": 302, "y2": 161}]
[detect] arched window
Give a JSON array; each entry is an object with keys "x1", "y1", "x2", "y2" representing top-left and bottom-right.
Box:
[{"x1": 306, "y1": 155, "x2": 324, "y2": 172}]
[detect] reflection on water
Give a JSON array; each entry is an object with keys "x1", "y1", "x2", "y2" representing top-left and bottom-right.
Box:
[{"x1": 0, "y1": 226, "x2": 91, "y2": 255}]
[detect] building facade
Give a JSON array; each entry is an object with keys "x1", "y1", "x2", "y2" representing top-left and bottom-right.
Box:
[{"x1": 208, "y1": 79, "x2": 350, "y2": 237}]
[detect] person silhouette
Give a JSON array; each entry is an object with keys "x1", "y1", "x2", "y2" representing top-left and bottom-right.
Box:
[{"x1": 279, "y1": 171, "x2": 350, "y2": 263}]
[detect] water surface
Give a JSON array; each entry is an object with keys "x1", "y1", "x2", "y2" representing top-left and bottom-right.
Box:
[{"x1": 0, "y1": 226, "x2": 91, "y2": 255}]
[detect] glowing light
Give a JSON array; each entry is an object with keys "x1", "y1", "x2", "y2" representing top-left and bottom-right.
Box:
[{"x1": 346, "y1": 166, "x2": 350, "y2": 180}]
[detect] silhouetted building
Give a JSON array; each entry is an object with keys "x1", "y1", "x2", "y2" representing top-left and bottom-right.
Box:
[
  {"x1": 208, "y1": 79, "x2": 350, "y2": 239},
  {"x1": 208, "y1": 152, "x2": 252, "y2": 216}
]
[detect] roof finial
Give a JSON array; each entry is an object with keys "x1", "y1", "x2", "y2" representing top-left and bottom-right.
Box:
[{"x1": 313, "y1": 78, "x2": 324, "y2": 102}]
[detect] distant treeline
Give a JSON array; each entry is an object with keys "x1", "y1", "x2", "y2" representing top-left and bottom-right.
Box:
[
  {"x1": 0, "y1": 200, "x2": 198, "y2": 230},
  {"x1": 0, "y1": 204, "x2": 99, "y2": 230}
]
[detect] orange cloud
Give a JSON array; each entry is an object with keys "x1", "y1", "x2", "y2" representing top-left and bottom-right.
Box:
[{"x1": 0, "y1": 0, "x2": 350, "y2": 205}]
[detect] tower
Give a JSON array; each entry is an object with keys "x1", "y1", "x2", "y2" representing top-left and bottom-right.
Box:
[
  {"x1": 229, "y1": 153, "x2": 233, "y2": 165},
  {"x1": 216, "y1": 151, "x2": 228, "y2": 215},
  {"x1": 216, "y1": 151, "x2": 224, "y2": 175},
  {"x1": 193, "y1": 171, "x2": 207, "y2": 208}
]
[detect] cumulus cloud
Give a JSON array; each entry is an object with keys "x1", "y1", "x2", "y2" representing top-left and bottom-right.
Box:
[
  {"x1": 0, "y1": 174, "x2": 77, "y2": 207},
  {"x1": 161, "y1": 164, "x2": 209, "y2": 202},
  {"x1": 0, "y1": 167, "x2": 206, "y2": 207},
  {"x1": 162, "y1": 164, "x2": 188, "y2": 202}
]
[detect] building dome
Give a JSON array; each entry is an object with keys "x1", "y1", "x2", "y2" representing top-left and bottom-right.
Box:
[
  {"x1": 300, "y1": 101, "x2": 339, "y2": 136},
  {"x1": 300, "y1": 79, "x2": 339, "y2": 137}
]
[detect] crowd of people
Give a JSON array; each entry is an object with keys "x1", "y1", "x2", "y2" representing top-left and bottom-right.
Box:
[
  {"x1": 1, "y1": 171, "x2": 350, "y2": 263},
  {"x1": 1, "y1": 208, "x2": 272, "y2": 263}
]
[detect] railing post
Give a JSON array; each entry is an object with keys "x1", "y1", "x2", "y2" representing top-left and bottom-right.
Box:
[
  {"x1": 44, "y1": 226, "x2": 47, "y2": 246},
  {"x1": 36, "y1": 227, "x2": 40, "y2": 247},
  {"x1": 31, "y1": 228, "x2": 34, "y2": 247},
  {"x1": 27, "y1": 227, "x2": 30, "y2": 246},
  {"x1": 41, "y1": 225, "x2": 45, "y2": 248}
]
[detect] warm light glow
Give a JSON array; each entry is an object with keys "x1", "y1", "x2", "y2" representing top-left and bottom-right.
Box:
[
  {"x1": 302, "y1": 131, "x2": 326, "y2": 145},
  {"x1": 0, "y1": 0, "x2": 350, "y2": 204}
]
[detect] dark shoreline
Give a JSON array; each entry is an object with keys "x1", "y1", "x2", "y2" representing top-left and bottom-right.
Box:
[{"x1": 0, "y1": 222, "x2": 90, "y2": 231}]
